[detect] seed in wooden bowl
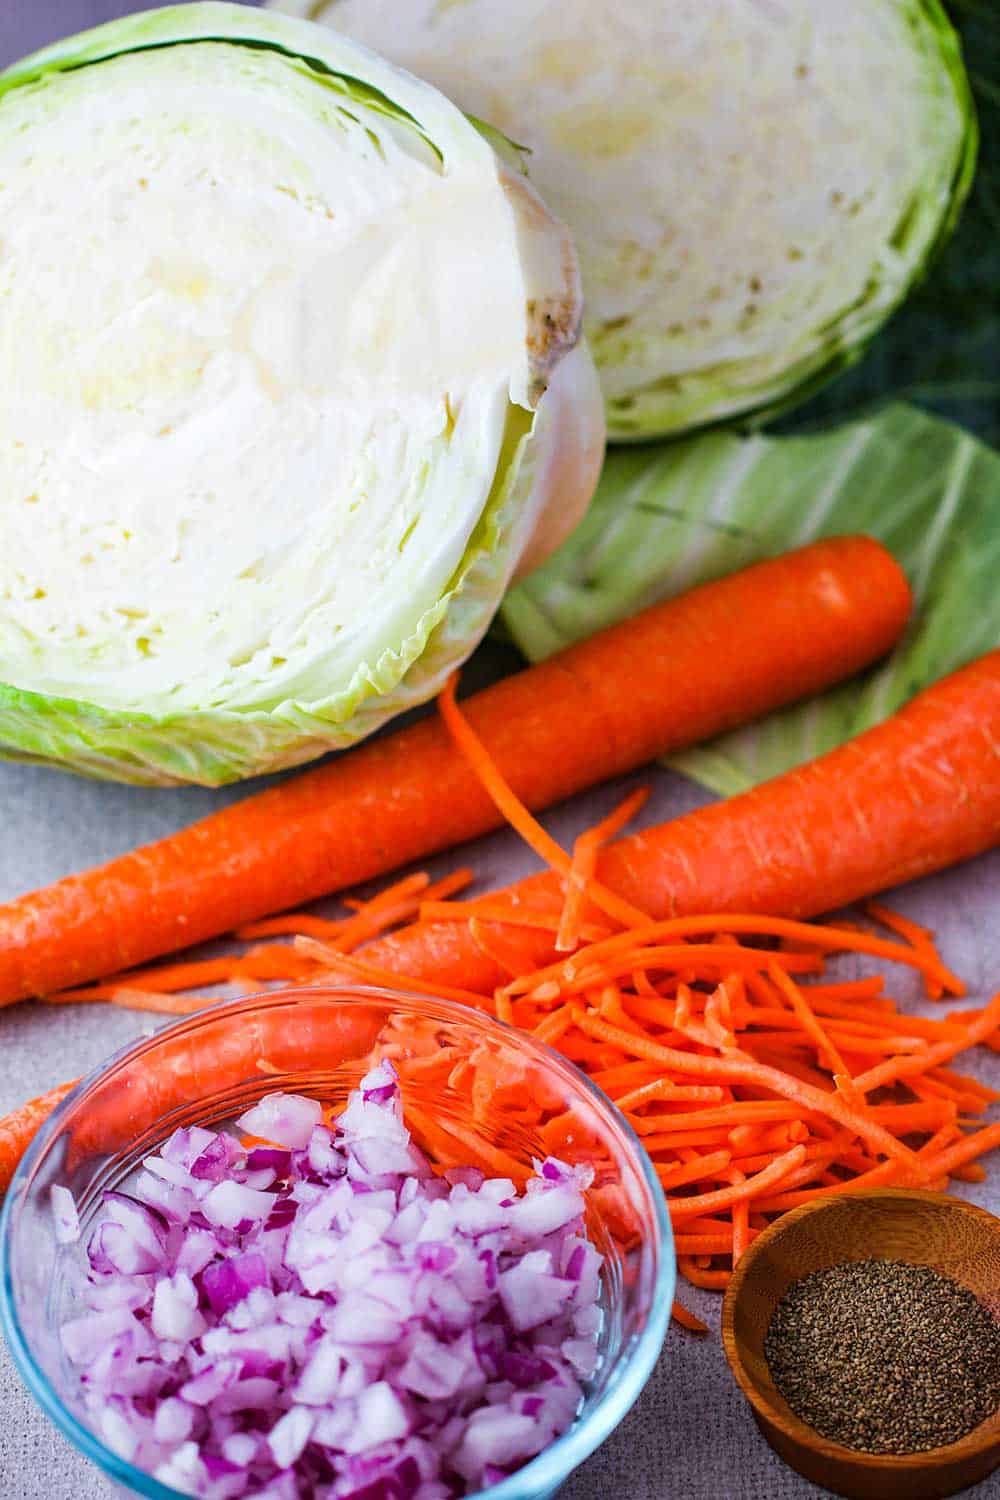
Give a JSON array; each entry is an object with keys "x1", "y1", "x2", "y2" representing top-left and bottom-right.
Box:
[{"x1": 764, "y1": 1258, "x2": 1000, "y2": 1455}]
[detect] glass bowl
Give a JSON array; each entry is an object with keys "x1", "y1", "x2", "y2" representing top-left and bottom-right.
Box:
[{"x1": 0, "y1": 985, "x2": 674, "y2": 1499}]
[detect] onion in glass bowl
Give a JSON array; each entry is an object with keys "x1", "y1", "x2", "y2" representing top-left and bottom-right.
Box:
[{"x1": 0, "y1": 986, "x2": 673, "y2": 1500}]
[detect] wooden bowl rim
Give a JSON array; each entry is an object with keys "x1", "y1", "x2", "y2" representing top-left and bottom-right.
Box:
[{"x1": 721, "y1": 1188, "x2": 1000, "y2": 1475}]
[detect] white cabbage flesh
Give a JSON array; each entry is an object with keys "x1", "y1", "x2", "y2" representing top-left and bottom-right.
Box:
[
  {"x1": 283, "y1": 0, "x2": 974, "y2": 439},
  {"x1": 0, "y1": 3, "x2": 598, "y2": 783}
]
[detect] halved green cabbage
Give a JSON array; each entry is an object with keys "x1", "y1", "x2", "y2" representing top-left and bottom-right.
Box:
[
  {"x1": 0, "y1": 2, "x2": 602, "y2": 785},
  {"x1": 504, "y1": 403, "x2": 1000, "y2": 795},
  {"x1": 281, "y1": 0, "x2": 976, "y2": 440}
]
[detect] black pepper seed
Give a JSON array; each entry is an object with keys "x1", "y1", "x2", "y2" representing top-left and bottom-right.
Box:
[{"x1": 764, "y1": 1259, "x2": 1000, "y2": 1455}]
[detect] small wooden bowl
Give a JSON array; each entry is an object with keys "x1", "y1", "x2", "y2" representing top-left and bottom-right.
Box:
[{"x1": 722, "y1": 1190, "x2": 1000, "y2": 1500}]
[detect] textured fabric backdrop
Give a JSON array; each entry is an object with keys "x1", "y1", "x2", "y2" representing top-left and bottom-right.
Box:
[{"x1": 1, "y1": 5, "x2": 999, "y2": 1498}]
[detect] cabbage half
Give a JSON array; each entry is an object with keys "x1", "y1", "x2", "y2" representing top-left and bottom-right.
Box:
[
  {"x1": 281, "y1": 0, "x2": 977, "y2": 440},
  {"x1": 0, "y1": 3, "x2": 602, "y2": 785}
]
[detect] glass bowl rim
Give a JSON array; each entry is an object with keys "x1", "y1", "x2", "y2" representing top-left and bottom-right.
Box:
[{"x1": 0, "y1": 983, "x2": 675, "y2": 1500}]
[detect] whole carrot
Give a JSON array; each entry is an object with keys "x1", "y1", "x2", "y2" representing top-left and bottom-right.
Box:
[
  {"x1": 0, "y1": 1000, "x2": 385, "y2": 1193},
  {"x1": 358, "y1": 650, "x2": 1000, "y2": 993},
  {"x1": 0, "y1": 537, "x2": 908, "y2": 1007},
  {"x1": 0, "y1": 1081, "x2": 76, "y2": 1190}
]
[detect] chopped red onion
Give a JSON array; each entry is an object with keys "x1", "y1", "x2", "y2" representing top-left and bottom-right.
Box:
[
  {"x1": 201, "y1": 1253, "x2": 271, "y2": 1317},
  {"x1": 89, "y1": 1221, "x2": 163, "y2": 1278},
  {"x1": 154, "y1": 1397, "x2": 196, "y2": 1445},
  {"x1": 152, "y1": 1272, "x2": 207, "y2": 1343},
  {"x1": 268, "y1": 1404, "x2": 315, "y2": 1468},
  {"x1": 51, "y1": 1184, "x2": 81, "y2": 1245},
  {"x1": 247, "y1": 1147, "x2": 293, "y2": 1177},
  {"x1": 236, "y1": 1093, "x2": 323, "y2": 1151},
  {"x1": 56, "y1": 1069, "x2": 603, "y2": 1496}
]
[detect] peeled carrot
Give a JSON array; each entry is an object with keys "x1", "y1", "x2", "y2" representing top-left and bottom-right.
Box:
[
  {"x1": 359, "y1": 651, "x2": 1000, "y2": 993},
  {"x1": 73, "y1": 1002, "x2": 384, "y2": 1193},
  {"x1": 0, "y1": 537, "x2": 908, "y2": 1007},
  {"x1": 0, "y1": 1082, "x2": 77, "y2": 1190}
]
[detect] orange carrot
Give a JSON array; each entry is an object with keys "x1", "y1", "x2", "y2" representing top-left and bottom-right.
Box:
[
  {"x1": 637, "y1": 1130, "x2": 733, "y2": 1154},
  {"x1": 107, "y1": 988, "x2": 212, "y2": 1015},
  {"x1": 570, "y1": 1008, "x2": 917, "y2": 1164},
  {"x1": 916, "y1": 1122, "x2": 1000, "y2": 1183},
  {"x1": 437, "y1": 675, "x2": 650, "y2": 933},
  {"x1": 418, "y1": 902, "x2": 607, "y2": 941},
  {"x1": 679, "y1": 1261, "x2": 733, "y2": 1291},
  {"x1": 630, "y1": 1102, "x2": 813, "y2": 1133},
  {"x1": 532, "y1": 1006, "x2": 575, "y2": 1047},
  {"x1": 295, "y1": 940, "x2": 494, "y2": 1012},
  {"x1": 359, "y1": 653, "x2": 1000, "y2": 994},
  {"x1": 0, "y1": 1082, "x2": 77, "y2": 1191},
  {"x1": 615, "y1": 1080, "x2": 726, "y2": 1111},
  {"x1": 730, "y1": 1178, "x2": 751, "y2": 1266},
  {"x1": 951, "y1": 1163, "x2": 987, "y2": 1184},
  {"x1": 851, "y1": 991, "x2": 1000, "y2": 1094},
  {"x1": 675, "y1": 1234, "x2": 738, "y2": 1256},
  {"x1": 666, "y1": 1146, "x2": 807, "y2": 1222},
  {"x1": 655, "y1": 1151, "x2": 733, "y2": 1190},
  {"x1": 0, "y1": 538, "x2": 908, "y2": 1007},
  {"x1": 671, "y1": 1299, "x2": 709, "y2": 1334},
  {"x1": 236, "y1": 913, "x2": 350, "y2": 941},
  {"x1": 766, "y1": 961, "x2": 855, "y2": 1089},
  {"x1": 556, "y1": 788, "x2": 649, "y2": 952},
  {"x1": 866, "y1": 901, "x2": 945, "y2": 999}
]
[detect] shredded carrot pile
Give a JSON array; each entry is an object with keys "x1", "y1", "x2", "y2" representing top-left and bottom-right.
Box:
[{"x1": 41, "y1": 676, "x2": 1000, "y2": 1329}]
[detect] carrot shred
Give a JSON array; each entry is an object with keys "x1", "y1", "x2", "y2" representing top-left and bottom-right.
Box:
[
  {"x1": 671, "y1": 1298, "x2": 709, "y2": 1334},
  {"x1": 437, "y1": 675, "x2": 650, "y2": 932},
  {"x1": 236, "y1": 913, "x2": 349, "y2": 941},
  {"x1": 109, "y1": 987, "x2": 213, "y2": 1015},
  {"x1": 571, "y1": 1007, "x2": 917, "y2": 1164},
  {"x1": 865, "y1": 901, "x2": 951, "y2": 999},
  {"x1": 417, "y1": 901, "x2": 610, "y2": 944},
  {"x1": 730, "y1": 1176, "x2": 750, "y2": 1267},
  {"x1": 293, "y1": 939, "x2": 492, "y2": 1011},
  {"x1": 851, "y1": 992, "x2": 1000, "y2": 1094},
  {"x1": 766, "y1": 961, "x2": 858, "y2": 1100},
  {"x1": 532, "y1": 1005, "x2": 575, "y2": 1047},
  {"x1": 679, "y1": 1259, "x2": 733, "y2": 1291},
  {"x1": 655, "y1": 1150, "x2": 733, "y2": 1191},
  {"x1": 615, "y1": 1080, "x2": 726, "y2": 1111},
  {"x1": 556, "y1": 787, "x2": 649, "y2": 952}
]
